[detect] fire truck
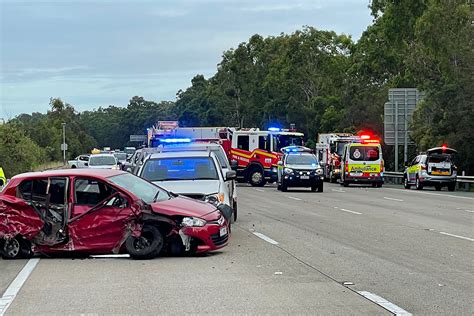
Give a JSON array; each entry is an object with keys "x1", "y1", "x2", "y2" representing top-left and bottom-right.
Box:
[
  {"x1": 147, "y1": 122, "x2": 304, "y2": 187},
  {"x1": 315, "y1": 133, "x2": 361, "y2": 182}
]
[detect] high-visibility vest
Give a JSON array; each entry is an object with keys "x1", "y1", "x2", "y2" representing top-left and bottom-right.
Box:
[{"x1": 0, "y1": 167, "x2": 6, "y2": 187}]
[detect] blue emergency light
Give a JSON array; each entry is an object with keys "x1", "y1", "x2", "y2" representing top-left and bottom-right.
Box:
[
  {"x1": 159, "y1": 138, "x2": 192, "y2": 144},
  {"x1": 268, "y1": 127, "x2": 281, "y2": 132}
]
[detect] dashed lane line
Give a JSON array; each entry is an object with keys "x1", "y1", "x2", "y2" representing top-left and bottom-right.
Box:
[
  {"x1": 338, "y1": 208, "x2": 362, "y2": 215},
  {"x1": 383, "y1": 197, "x2": 404, "y2": 202},
  {"x1": 439, "y1": 232, "x2": 474, "y2": 242},
  {"x1": 357, "y1": 291, "x2": 412, "y2": 316},
  {"x1": 287, "y1": 196, "x2": 302, "y2": 201},
  {"x1": 254, "y1": 188, "x2": 265, "y2": 192},
  {"x1": 252, "y1": 232, "x2": 279, "y2": 245},
  {"x1": 0, "y1": 258, "x2": 40, "y2": 316}
]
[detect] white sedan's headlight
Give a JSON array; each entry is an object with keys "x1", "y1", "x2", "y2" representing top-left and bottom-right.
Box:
[
  {"x1": 204, "y1": 193, "x2": 224, "y2": 206},
  {"x1": 284, "y1": 168, "x2": 294, "y2": 174},
  {"x1": 182, "y1": 217, "x2": 206, "y2": 227}
]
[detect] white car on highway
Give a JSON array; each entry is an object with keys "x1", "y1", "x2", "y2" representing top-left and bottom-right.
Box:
[
  {"x1": 88, "y1": 154, "x2": 121, "y2": 169},
  {"x1": 68, "y1": 154, "x2": 90, "y2": 168},
  {"x1": 137, "y1": 151, "x2": 237, "y2": 221}
]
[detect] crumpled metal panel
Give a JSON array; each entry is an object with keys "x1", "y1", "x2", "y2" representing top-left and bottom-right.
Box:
[{"x1": 0, "y1": 195, "x2": 44, "y2": 240}]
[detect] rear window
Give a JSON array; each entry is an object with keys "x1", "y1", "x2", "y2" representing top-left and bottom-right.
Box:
[
  {"x1": 349, "y1": 146, "x2": 380, "y2": 161},
  {"x1": 141, "y1": 157, "x2": 219, "y2": 181},
  {"x1": 428, "y1": 155, "x2": 451, "y2": 164},
  {"x1": 89, "y1": 156, "x2": 116, "y2": 166}
]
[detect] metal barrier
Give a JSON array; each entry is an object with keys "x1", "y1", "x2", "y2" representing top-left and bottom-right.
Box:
[{"x1": 383, "y1": 172, "x2": 474, "y2": 190}]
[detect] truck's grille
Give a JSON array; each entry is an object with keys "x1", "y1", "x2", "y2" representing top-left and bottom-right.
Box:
[{"x1": 210, "y1": 233, "x2": 228, "y2": 246}]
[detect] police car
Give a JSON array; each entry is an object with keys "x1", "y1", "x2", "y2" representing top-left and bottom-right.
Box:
[
  {"x1": 277, "y1": 146, "x2": 324, "y2": 192},
  {"x1": 403, "y1": 146, "x2": 457, "y2": 191}
]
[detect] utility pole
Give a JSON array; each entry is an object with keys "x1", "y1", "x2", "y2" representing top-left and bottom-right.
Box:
[{"x1": 62, "y1": 123, "x2": 66, "y2": 164}]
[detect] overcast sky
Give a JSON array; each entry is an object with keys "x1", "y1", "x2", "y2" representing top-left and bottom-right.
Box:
[{"x1": 0, "y1": 0, "x2": 372, "y2": 118}]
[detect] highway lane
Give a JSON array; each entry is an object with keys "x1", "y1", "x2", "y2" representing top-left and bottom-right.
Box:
[
  {"x1": 1, "y1": 182, "x2": 472, "y2": 315},
  {"x1": 237, "y1": 182, "x2": 473, "y2": 315}
]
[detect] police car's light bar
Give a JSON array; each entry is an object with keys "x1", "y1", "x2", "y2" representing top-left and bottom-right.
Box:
[
  {"x1": 268, "y1": 127, "x2": 281, "y2": 132},
  {"x1": 159, "y1": 138, "x2": 192, "y2": 143},
  {"x1": 282, "y1": 146, "x2": 312, "y2": 153}
]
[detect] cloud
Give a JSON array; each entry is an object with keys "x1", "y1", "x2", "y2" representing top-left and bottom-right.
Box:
[
  {"x1": 18, "y1": 66, "x2": 89, "y2": 76},
  {"x1": 241, "y1": 2, "x2": 322, "y2": 12}
]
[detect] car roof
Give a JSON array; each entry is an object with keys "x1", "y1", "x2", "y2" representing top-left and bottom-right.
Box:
[
  {"x1": 11, "y1": 168, "x2": 126, "y2": 180},
  {"x1": 148, "y1": 150, "x2": 212, "y2": 159},
  {"x1": 90, "y1": 153, "x2": 115, "y2": 157}
]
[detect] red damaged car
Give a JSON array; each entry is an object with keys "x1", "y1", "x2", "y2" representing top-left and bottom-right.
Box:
[{"x1": 0, "y1": 169, "x2": 231, "y2": 259}]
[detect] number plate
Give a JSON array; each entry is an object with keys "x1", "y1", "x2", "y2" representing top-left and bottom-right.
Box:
[
  {"x1": 301, "y1": 175, "x2": 310, "y2": 180},
  {"x1": 350, "y1": 172, "x2": 362, "y2": 177},
  {"x1": 219, "y1": 226, "x2": 228, "y2": 237}
]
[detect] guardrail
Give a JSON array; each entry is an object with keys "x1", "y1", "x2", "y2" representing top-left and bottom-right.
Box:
[{"x1": 383, "y1": 171, "x2": 474, "y2": 190}]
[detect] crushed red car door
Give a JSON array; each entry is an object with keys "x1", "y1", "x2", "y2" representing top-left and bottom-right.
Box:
[
  {"x1": 0, "y1": 194, "x2": 44, "y2": 240},
  {"x1": 66, "y1": 178, "x2": 139, "y2": 253}
]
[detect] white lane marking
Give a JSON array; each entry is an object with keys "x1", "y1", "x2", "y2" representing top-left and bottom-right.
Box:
[
  {"x1": 254, "y1": 188, "x2": 265, "y2": 192},
  {"x1": 385, "y1": 187, "x2": 474, "y2": 200},
  {"x1": 0, "y1": 258, "x2": 40, "y2": 315},
  {"x1": 339, "y1": 208, "x2": 362, "y2": 215},
  {"x1": 331, "y1": 189, "x2": 346, "y2": 193},
  {"x1": 383, "y1": 197, "x2": 404, "y2": 202},
  {"x1": 253, "y1": 232, "x2": 279, "y2": 245},
  {"x1": 91, "y1": 254, "x2": 130, "y2": 258},
  {"x1": 287, "y1": 196, "x2": 302, "y2": 201},
  {"x1": 464, "y1": 210, "x2": 474, "y2": 213},
  {"x1": 439, "y1": 232, "x2": 474, "y2": 242},
  {"x1": 358, "y1": 291, "x2": 412, "y2": 316}
]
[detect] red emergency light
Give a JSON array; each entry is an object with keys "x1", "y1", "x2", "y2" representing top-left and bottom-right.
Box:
[
  {"x1": 357, "y1": 132, "x2": 380, "y2": 144},
  {"x1": 442, "y1": 144, "x2": 447, "y2": 150}
]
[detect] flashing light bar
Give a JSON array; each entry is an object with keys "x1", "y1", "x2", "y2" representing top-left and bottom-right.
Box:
[
  {"x1": 282, "y1": 146, "x2": 312, "y2": 153},
  {"x1": 268, "y1": 127, "x2": 281, "y2": 132},
  {"x1": 159, "y1": 138, "x2": 192, "y2": 144},
  {"x1": 360, "y1": 134, "x2": 371, "y2": 140}
]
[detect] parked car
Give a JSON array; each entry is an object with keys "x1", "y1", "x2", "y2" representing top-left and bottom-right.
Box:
[
  {"x1": 137, "y1": 151, "x2": 237, "y2": 221},
  {"x1": 404, "y1": 147, "x2": 457, "y2": 191},
  {"x1": 153, "y1": 142, "x2": 238, "y2": 221},
  {"x1": 113, "y1": 152, "x2": 128, "y2": 164},
  {"x1": 68, "y1": 154, "x2": 90, "y2": 168},
  {"x1": 88, "y1": 154, "x2": 120, "y2": 170},
  {"x1": 0, "y1": 169, "x2": 231, "y2": 259}
]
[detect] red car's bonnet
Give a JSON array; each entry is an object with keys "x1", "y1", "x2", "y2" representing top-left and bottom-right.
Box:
[{"x1": 150, "y1": 196, "x2": 219, "y2": 221}]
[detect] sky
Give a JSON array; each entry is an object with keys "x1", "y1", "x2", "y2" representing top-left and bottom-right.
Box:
[{"x1": 0, "y1": 0, "x2": 373, "y2": 118}]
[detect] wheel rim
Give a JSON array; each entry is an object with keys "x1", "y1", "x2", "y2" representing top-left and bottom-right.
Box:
[
  {"x1": 251, "y1": 172, "x2": 263, "y2": 184},
  {"x1": 4, "y1": 239, "x2": 20, "y2": 258},
  {"x1": 133, "y1": 232, "x2": 153, "y2": 251}
]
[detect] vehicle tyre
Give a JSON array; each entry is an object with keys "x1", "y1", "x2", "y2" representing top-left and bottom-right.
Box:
[
  {"x1": 415, "y1": 176, "x2": 423, "y2": 190},
  {"x1": 376, "y1": 182, "x2": 383, "y2": 188},
  {"x1": 435, "y1": 184, "x2": 442, "y2": 191},
  {"x1": 249, "y1": 168, "x2": 266, "y2": 187},
  {"x1": 317, "y1": 183, "x2": 324, "y2": 192},
  {"x1": 233, "y1": 201, "x2": 238, "y2": 222},
  {"x1": 372, "y1": 183, "x2": 377, "y2": 188},
  {"x1": 447, "y1": 183, "x2": 456, "y2": 192},
  {"x1": 281, "y1": 180, "x2": 288, "y2": 192},
  {"x1": 343, "y1": 181, "x2": 349, "y2": 187},
  {"x1": 277, "y1": 183, "x2": 281, "y2": 190},
  {"x1": 403, "y1": 176, "x2": 411, "y2": 189},
  {"x1": 1, "y1": 237, "x2": 32, "y2": 259},
  {"x1": 311, "y1": 185, "x2": 316, "y2": 192},
  {"x1": 71, "y1": 165, "x2": 77, "y2": 169},
  {"x1": 126, "y1": 226, "x2": 164, "y2": 260},
  {"x1": 329, "y1": 171, "x2": 336, "y2": 183}
]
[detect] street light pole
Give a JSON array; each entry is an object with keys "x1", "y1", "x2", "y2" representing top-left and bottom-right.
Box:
[{"x1": 62, "y1": 123, "x2": 66, "y2": 164}]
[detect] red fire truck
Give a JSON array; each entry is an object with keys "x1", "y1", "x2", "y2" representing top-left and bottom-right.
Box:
[
  {"x1": 148, "y1": 122, "x2": 304, "y2": 186},
  {"x1": 315, "y1": 133, "x2": 361, "y2": 182}
]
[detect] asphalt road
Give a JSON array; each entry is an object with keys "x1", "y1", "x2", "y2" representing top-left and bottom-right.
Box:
[{"x1": 1, "y1": 183, "x2": 473, "y2": 315}]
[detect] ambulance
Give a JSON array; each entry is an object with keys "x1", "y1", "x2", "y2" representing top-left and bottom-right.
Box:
[{"x1": 339, "y1": 134, "x2": 384, "y2": 187}]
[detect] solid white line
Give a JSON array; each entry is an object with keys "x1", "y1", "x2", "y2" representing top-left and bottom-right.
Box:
[
  {"x1": 254, "y1": 188, "x2": 265, "y2": 192},
  {"x1": 464, "y1": 210, "x2": 474, "y2": 213},
  {"x1": 339, "y1": 208, "x2": 362, "y2": 215},
  {"x1": 90, "y1": 254, "x2": 130, "y2": 258},
  {"x1": 358, "y1": 291, "x2": 412, "y2": 316},
  {"x1": 385, "y1": 187, "x2": 474, "y2": 200},
  {"x1": 331, "y1": 189, "x2": 346, "y2": 193},
  {"x1": 287, "y1": 196, "x2": 302, "y2": 201},
  {"x1": 439, "y1": 232, "x2": 474, "y2": 242},
  {"x1": 253, "y1": 232, "x2": 279, "y2": 245},
  {"x1": 383, "y1": 197, "x2": 404, "y2": 202},
  {"x1": 0, "y1": 258, "x2": 40, "y2": 316}
]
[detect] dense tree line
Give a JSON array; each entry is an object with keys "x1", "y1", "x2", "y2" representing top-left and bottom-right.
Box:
[{"x1": 1, "y1": 0, "x2": 472, "y2": 177}]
